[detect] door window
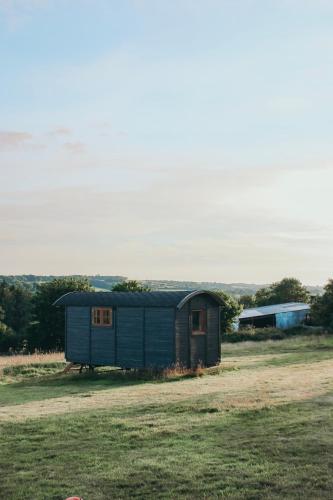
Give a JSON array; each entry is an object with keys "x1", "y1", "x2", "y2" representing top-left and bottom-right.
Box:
[{"x1": 191, "y1": 309, "x2": 207, "y2": 335}]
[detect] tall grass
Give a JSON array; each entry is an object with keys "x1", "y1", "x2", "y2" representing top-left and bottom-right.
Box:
[{"x1": 0, "y1": 352, "x2": 64, "y2": 370}]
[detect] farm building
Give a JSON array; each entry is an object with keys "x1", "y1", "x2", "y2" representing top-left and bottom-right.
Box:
[
  {"x1": 236, "y1": 302, "x2": 310, "y2": 330},
  {"x1": 53, "y1": 290, "x2": 222, "y2": 369}
]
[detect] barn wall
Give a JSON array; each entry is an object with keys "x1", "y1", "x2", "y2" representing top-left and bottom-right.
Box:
[
  {"x1": 144, "y1": 308, "x2": 174, "y2": 368},
  {"x1": 275, "y1": 310, "x2": 308, "y2": 329},
  {"x1": 66, "y1": 306, "x2": 90, "y2": 363}
]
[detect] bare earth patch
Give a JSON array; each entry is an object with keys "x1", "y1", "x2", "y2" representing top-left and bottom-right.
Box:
[{"x1": 1, "y1": 358, "x2": 332, "y2": 422}]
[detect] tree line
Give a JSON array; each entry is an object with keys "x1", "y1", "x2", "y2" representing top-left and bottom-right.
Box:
[
  {"x1": 0, "y1": 276, "x2": 332, "y2": 353},
  {"x1": 239, "y1": 277, "x2": 333, "y2": 328},
  {"x1": 0, "y1": 277, "x2": 91, "y2": 353}
]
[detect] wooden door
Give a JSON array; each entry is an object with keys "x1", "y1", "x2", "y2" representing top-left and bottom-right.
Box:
[{"x1": 190, "y1": 335, "x2": 206, "y2": 368}]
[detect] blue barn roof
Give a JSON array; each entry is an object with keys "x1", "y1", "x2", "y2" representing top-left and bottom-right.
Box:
[
  {"x1": 53, "y1": 290, "x2": 223, "y2": 310},
  {"x1": 240, "y1": 302, "x2": 310, "y2": 320}
]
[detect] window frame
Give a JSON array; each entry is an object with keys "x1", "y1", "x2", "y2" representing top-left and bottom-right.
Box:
[
  {"x1": 91, "y1": 307, "x2": 113, "y2": 327},
  {"x1": 191, "y1": 309, "x2": 207, "y2": 336}
]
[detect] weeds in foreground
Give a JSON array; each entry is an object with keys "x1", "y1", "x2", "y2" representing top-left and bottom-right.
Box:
[
  {"x1": 77, "y1": 362, "x2": 227, "y2": 382},
  {"x1": 0, "y1": 352, "x2": 64, "y2": 370}
]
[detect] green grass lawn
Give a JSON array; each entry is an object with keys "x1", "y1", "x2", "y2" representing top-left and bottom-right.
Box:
[
  {"x1": 1, "y1": 335, "x2": 332, "y2": 407},
  {"x1": 1, "y1": 393, "x2": 332, "y2": 499},
  {"x1": 0, "y1": 335, "x2": 332, "y2": 499},
  {"x1": 222, "y1": 333, "x2": 333, "y2": 357},
  {"x1": 0, "y1": 367, "x2": 148, "y2": 407}
]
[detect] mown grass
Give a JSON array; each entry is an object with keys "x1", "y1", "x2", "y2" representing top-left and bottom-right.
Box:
[
  {"x1": 222, "y1": 333, "x2": 333, "y2": 357},
  {"x1": 222, "y1": 325, "x2": 329, "y2": 343},
  {"x1": 0, "y1": 361, "x2": 229, "y2": 407},
  {"x1": 0, "y1": 335, "x2": 332, "y2": 499},
  {"x1": 0, "y1": 371, "x2": 143, "y2": 407},
  {"x1": 0, "y1": 392, "x2": 332, "y2": 499},
  {"x1": 0, "y1": 335, "x2": 331, "y2": 407},
  {"x1": 221, "y1": 335, "x2": 333, "y2": 371}
]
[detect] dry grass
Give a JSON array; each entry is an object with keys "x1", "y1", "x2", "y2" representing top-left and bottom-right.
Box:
[
  {"x1": 1, "y1": 336, "x2": 333, "y2": 499},
  {"x1": 1, "y1": 357, "x2": 332, "y2": 422},
  {"x1": 0, "y1": 352, "x2": 64, "y2": 370},
  {"x1": 160, "y1": 362, "x2": 207, "y2": 378}
]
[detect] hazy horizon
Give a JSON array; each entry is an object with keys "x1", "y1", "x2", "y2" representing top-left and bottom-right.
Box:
[
  {"x1": 1, "y1": 1, "x2": 333, "y2": 286},
  {"x1": 0, "y1": 272, "x2": 324, "y2": 289}
]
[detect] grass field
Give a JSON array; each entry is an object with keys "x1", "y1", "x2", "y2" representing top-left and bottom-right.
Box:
[{"x1": 0, "y1": 335, "x2": 332, "y2": 499}]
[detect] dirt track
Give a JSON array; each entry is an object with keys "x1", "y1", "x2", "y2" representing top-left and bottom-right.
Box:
[{"x1": 0, "y1": 357, "x2": 332, "y2": 422}]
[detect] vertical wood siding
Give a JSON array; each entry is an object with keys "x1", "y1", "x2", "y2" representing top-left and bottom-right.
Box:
[
  {"x1": 207, "y1": 307, "x2": 220, "y2": 365},
  {"x1": 66, "y1": 306, "x2": 90, "y2": 363},
  {"x1": 91, "y1": 324, "x2": 115, "y2": 365},
  {"x1": 190, "y1": 335, "x2": 206, "y2": 367},
  {"x1": 116, "y1": 307, "x2": 144, "y2": 368},
  {"x1": 176, "y1": 296, "x2": 220, "y2": 368},
  {"x1": 175, "y1": 303, "x2": 190, "y2": 367},
  {"x1": 65, "y1": 294, "x2": 220, "y2": 368},
  {"x1": 145, "y1": 308, "x2": 174, "y2": 368},
  {"x1": 189, "y1": 296, "x2": 209, "y2": 368}
]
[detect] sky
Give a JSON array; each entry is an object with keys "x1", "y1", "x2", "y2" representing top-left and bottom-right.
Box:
[{"x1": 0, "y1": 0, "x2": 333, "y2": 285}]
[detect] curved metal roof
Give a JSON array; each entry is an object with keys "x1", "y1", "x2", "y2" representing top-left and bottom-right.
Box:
[
  {"x1": 240, "y1": 302, "x2": 310, "y2": 319},
  {"x1": 53, "y1": 290, "x2": 223, "y2": 309}
]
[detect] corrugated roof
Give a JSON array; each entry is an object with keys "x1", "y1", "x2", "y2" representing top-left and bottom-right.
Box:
[
  {"x1": 53, "y1": 290, "x2": 223, "y2": 309},
  {"x1": 240, "y1": 302, "x2": 310, "y2": 319}
]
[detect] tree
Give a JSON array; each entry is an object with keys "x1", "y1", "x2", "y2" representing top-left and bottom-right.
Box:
[
  {"x1": 311, "y1": 279, "x2": 333, "y2": 328},
  {"x1": 215, "y1": 290, "x2": 242, "y2": 333},
  {"x1": 31, "y1": 277, "x2": 92, "y2": 351},
  {"x1": 112, "y1": 280, "x2": 151, "y2": 292},
  {"x1": 9, "y1": 286, "x2": 33, "y2": 336},
  {"x1": 255, "y1": 278, "x2": 310, "y2": 306},
  {"x1": 0, "y1": 320, "x2": 15, "y2": 352},
  {"x1": 0, "y1": 305, "x2": 16, "y2": 352},
  {"x1": 0, "y1": 281, "x2": 33, "y2": 351},
  {"x1": 239, "y1": 294, "x2": 256, "y2": 309}
]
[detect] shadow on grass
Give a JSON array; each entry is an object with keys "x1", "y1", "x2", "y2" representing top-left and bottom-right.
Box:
[
  {"x1": 0, "y1": 370, "x2": 155, "y2": 407},
  {"x1": 0, "y1": 363, "x2": 230, "y2": 407}
]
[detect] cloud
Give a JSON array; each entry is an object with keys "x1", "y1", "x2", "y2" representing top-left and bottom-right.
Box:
[
  {"x1": 1, "y1": 160, "x2": 332, "y2": 283},
  {"x1": 63, "y1": 142, "x2": 85, "y2": 154},
  {"x1": 0, "y1": 0, "x2": 47, "y2": 5},
  {"x1": 0, "y1": 151, "x2": 332, "y2": 283},
  {"x1": 0, "y1": 0, "x2": 50, "y2": 29},
  {"x1": 95, "y1": 121, "x2": 113, "y2": 130},
  {"x1": 48, "y1": 127, "x2": 71, "y2": 136},
  {"x1": 0, "y1": 131, "x2": 33, "y2": 151}
]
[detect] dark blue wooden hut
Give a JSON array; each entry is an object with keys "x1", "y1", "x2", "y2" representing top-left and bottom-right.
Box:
[{"x1": 53, "y1": 290, "x2": 222, "y2": 369}]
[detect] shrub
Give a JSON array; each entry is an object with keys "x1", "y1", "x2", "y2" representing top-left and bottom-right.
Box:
[{"x1": 221, "y1": 325, "x2": 329, "y2": 343}]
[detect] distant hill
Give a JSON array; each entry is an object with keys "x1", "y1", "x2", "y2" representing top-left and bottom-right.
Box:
[
  {"x1": 0, "y1": 275, "x2": 323, "y2": 297},
  {"x1": 140, "y1": 280, "x2": 266, "y2": 296}
]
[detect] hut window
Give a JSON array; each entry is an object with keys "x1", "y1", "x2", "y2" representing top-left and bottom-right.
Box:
[
  {"x1": 92, "y1": 307, "x2": 113, "y2": 326},
  {"x1": 191, "y1": 309, "x2": 206, "y2": 335}
]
